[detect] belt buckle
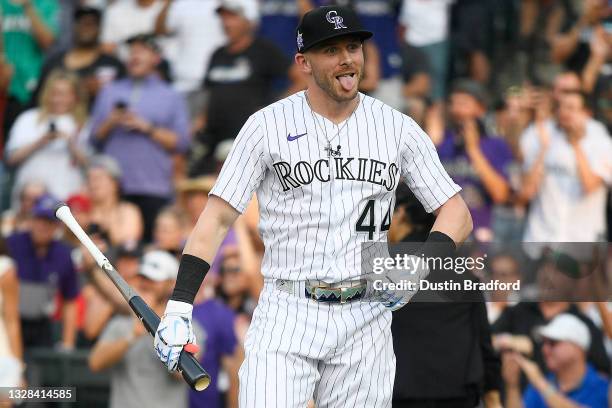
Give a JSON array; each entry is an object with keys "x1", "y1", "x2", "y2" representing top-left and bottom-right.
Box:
[
  {"x1": 310, "y1": 285, "x2": 341, "y2": 302},
  {"x1": 340, "y1": 287, "x2": 350, "y2": 304}
]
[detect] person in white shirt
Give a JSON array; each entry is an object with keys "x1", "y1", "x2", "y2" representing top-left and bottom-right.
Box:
[
  {"x1": 520, "y1": 90, "x2": 612, "y2": 245},
  {"x1": 154, "y1": 0, "x2": 226, "y2": 100},
  {"x1": 6, "y1": 70, "x2": 89, "y2": 207},
  {"x1": 100, "y1": 0, "x2": 168, "y2": 62},
  {"x1": 399, "y1": 0, "x2": 454, "y2": 101}
]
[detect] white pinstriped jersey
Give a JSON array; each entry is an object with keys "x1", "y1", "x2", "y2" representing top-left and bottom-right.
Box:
[{"x1": 210, "y1": 91, "x2": 460, "y2": 283}]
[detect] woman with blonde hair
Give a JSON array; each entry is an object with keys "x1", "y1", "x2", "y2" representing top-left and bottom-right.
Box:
[{"x1": 6, "y1": 69, "x2": 89, "y2": 205}]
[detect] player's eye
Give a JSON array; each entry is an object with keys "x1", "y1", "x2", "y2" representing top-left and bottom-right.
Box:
[
  {"x1": 347, "y1": 43, "x2": 360, "y2": 51},
  {"x1": 325, "y1": 47, "x2": 337, "y2": 54}
]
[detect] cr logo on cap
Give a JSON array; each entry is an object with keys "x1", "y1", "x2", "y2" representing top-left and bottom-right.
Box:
[{"x1": 326, "y1": 10, "x2": 347, "y2": 30}]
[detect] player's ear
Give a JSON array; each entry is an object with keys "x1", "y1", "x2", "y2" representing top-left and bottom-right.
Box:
[{"x1": 295, "y1": 53, "x2": 312, "y2": 74}]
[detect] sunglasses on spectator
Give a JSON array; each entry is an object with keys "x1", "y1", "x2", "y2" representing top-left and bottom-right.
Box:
[
  {"x1": 221, "y1": 267, "x2": 241, "y2": 275},
  {"x1": 542, "y1": 338, "x2": 560, "y2": 348}
]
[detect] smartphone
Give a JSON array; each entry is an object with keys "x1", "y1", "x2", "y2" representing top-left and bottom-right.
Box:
[
  {"x1": 114, "y1": 100, "x2": 127, "y2": 111},
  {"x1": 48, "y1": 121, "x2": 57, "y2": 135}
]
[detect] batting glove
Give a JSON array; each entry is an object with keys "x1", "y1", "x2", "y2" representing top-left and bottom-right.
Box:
[
  {"x1": 154, "y1": 300, "x2": 198, "y2": 372},
  {"x1": 366, "y1": 255, "x2": 430, "y2": 311}
]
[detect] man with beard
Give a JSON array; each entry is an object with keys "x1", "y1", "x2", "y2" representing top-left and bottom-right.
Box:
[
  {"x1": 32, "y1": 7, "x2": 124, "y2": 108},
  {"x1": 154, "y1": 5, "x2": 472, "y2": 407}
]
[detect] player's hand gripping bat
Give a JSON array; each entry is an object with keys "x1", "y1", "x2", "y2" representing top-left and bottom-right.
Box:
[{"x1": 55, "y1": 203, "x2": 211, "y2": 391}]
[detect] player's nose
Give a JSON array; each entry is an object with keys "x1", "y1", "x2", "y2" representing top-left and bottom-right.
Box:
[{"x1": 339, "y1": 47, "x2": 354, "y2": 66}]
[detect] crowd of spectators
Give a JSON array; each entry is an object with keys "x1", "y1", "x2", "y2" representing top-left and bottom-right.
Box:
[{"x1": 1, "y1": 0, "x2": 611, "y2": 407}]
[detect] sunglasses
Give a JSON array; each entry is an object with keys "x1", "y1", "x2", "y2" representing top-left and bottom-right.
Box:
[
  {"x1": 221, "y1": 267, "x2": 241, "y2": 275},
  {"x1": 542, "y1": 338, "x2": 560, "y2": 348}
]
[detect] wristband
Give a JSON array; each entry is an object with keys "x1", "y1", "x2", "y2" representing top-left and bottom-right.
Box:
[
  {"x1": 421, "y1": 231, "x2": 456, "y2": 260},
  {"x1": 419, "y1": 231, "x2": 457, "y2": 285},
  {"x1": 170, "y1": 254, "x2": 210, "y2": 304}
]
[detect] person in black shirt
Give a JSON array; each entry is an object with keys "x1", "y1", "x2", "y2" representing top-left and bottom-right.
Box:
[
  {"x1": 188, "y1": 0, "x2": 302, "y2": 175},
  {"x1": 390, "y1": 184, "x2": 503, "y2": 408},
  {"x1": 31, "y1": 7, "x2": 125, "y2": 108}
]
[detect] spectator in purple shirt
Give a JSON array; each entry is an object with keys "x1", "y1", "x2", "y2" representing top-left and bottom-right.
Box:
[
  {"x1": 6, "y1": 194, "x2": 79, "y2": 350},
  {"x1": 435, "y1": 79, "x2": 513, "y2": 241},
  {"x1": 89, "y1": 33, "x2": 190, "y2": 242},
  {"x1": 190, "y1": 298, "x2": 241, "y2": 408}
]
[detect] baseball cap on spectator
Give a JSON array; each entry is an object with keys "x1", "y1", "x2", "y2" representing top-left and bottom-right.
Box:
[
  {"x1": 216, "y1": 0, "x2": 260, "y2": 24},
  {"x1": 296, "y1": 5, "x2": 373, "y2": 53},
  {"x1": 126, "y1": 33, "x2": 161, "y2": 54},
  {"x1": 116, "y1": 240, "x2": 144, "y2": 259},
  {"x1": 74, "y1": 6, "x2": 101, "y2": 22},
  {"x1": 66, "y1": 194, "x2": 92, "y2": 213},
  {"x1": 139, "y1": 250, "x2": 179, "y2": 281},
  {"x1": 451, "y1": 79, "x2": 489, "y2": 108},
  {"x1": 537, "y1": 314, "x2": 591, "y2": 351},
  {"x1": 88, "y1": 155, "x2": 122, "y2": 180},
  {"x1": 176, "y1": 176, "x2": 216, "y2": 194},
  {"x1": 32, "y1": 194, "x2": 59, "y2": 220}
]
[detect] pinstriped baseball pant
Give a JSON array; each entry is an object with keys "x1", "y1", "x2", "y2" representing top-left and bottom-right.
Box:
[{"x1": 238, "y1": 280, "x2": 395, "y2": 408}]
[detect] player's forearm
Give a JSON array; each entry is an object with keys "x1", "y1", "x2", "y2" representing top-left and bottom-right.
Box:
[
  {"x1": 431, "y1": 194, "x2": 473, "y2": 245},
  {"x1": 61, "y1": 301, "x2": 78, "y2": 349},
  {"x1": 183, "y1": 196, "x2": 240, "y2": 264},
  {"x1": 171, "y1": 196, "x2": 240, "y2": 305}
]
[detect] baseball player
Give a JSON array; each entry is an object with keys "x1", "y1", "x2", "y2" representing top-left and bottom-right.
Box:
[{"x1": 154, "y1": 5, "x2": 473, "y2": 407}]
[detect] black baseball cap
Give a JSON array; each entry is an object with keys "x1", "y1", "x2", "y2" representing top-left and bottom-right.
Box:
[
  {"x1": 126, "y1": 33, "x2": 161, "y2": 53},
  {"x1": 74, "y1": 6, "x2": 101, "y2": 22},
  {"x1": 296, "y1": 5, "x2": 372, "y2": 53}
]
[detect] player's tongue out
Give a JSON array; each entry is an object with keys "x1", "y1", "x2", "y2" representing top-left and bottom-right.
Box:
[{"x1": 337, "y1": 74, "x2": 355, "y2": 91}]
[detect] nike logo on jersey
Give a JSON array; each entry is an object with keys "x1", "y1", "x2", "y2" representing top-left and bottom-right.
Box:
[
  {"x1": 272, "y1": 157, "x2": 400, "y2": 192},
  {"x1": 287, "y1": 132, "x2": 307, "y2": 141}
]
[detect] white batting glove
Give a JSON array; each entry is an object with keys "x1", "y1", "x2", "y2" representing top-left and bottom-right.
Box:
[
  {"x1": 366, "y1": 255, "x2": 429, "y2": 311},
  {"x1": 154, "y1": 300, "x2": 198, "y2": 372}
]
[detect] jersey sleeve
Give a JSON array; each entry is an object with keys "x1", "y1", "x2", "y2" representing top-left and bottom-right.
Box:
[
  {"x1": 209, "y1": 113, "x2": 268, "y2": 213},
  {"x1": 399, "y1": 116, "x2": 461, "y2": 213}
]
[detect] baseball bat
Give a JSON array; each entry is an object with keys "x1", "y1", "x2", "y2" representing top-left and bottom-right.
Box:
[{"x1": 54, "y1": 204, "x2": 211, "y2": 391}]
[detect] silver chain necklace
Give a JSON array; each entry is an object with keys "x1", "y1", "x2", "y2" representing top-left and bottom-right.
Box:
[{"x1": 304, "y1": 91, "x2": 360, "y2": 158}]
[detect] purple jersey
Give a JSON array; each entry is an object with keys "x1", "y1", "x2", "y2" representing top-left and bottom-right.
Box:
[
  {"x1": 189, "y1": 299, "x2": 237, "y2": 408},
  {"x1": 7, "y1": 232, "x2": 79, "y2": 319},
  {"x1": 437, "y1": 130, "x2": 513, "y2": 231}
]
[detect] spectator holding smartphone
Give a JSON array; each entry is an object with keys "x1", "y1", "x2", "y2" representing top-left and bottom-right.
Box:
[
  {"x1": 5, "y1": 69, "x2": 88, "y2": 206},
  {"x1": 89, "y1": 34, "x2": 190, "y2": 242}
]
